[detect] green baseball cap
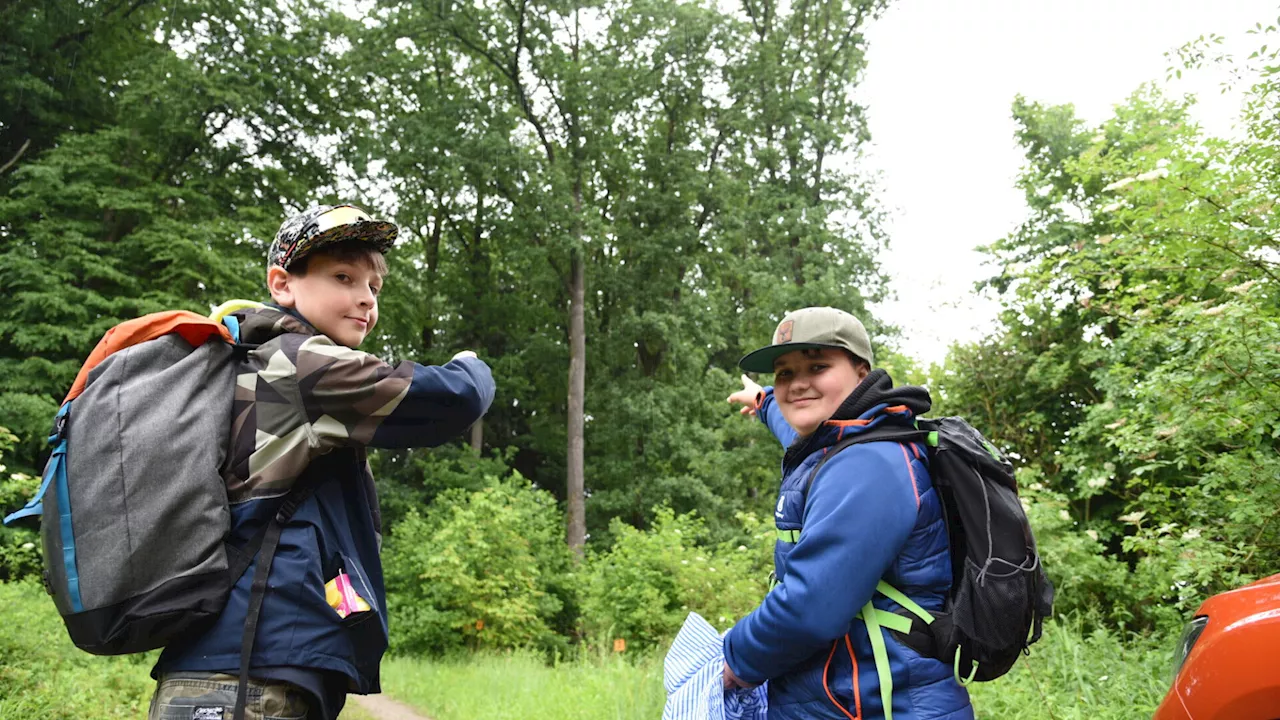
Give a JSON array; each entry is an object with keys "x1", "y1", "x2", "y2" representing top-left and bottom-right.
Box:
[{"x1": 739, "y1": 307, "x2": 874, "y2": 373}]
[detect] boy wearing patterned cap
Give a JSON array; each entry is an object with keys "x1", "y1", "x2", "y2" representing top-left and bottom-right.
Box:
[{"x1": 148, "y1": 204, "x2": 496, "y2": 720}]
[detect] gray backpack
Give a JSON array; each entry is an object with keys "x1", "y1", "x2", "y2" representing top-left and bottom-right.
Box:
[{"x1": 3, "y1": 311, "x2": 310, "y2": 660}]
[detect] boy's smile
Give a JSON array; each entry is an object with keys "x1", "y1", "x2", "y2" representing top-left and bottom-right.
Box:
[
  {"x1": 267, "y1": 255, "x2": 383, "y2": 348},
  {"x1": 771, "y1": 347, "x2": 865, "y2": 436}
]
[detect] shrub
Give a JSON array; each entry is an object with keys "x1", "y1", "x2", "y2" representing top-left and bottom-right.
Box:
[
  {"x1": 0, "y1": 427, "x2": 42, "y2": 582},
  {"x1": 383, "y1": 473, "x2": 577, "y2": 655},
  {"x1": 579, "y1": 508, "x2": 772, "y2": 650}
]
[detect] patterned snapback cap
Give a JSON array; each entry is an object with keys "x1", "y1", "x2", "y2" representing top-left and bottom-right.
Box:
[{"x1": 268, "y1": 204, "x2": 398, "y2": 270}]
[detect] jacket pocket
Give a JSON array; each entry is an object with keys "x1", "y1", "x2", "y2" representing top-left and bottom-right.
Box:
[{"x1": 331, "y1": 554, "x2": 387, "y2": 681}]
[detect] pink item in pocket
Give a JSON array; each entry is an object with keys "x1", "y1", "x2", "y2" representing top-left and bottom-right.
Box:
[{"x1": 325, "y1": 572, "x2": 372, "y2": 619}]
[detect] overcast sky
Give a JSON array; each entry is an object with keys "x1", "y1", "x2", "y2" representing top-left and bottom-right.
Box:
[{"x1": 860, "y1": 0, "x2": 1276, "y2": 366}]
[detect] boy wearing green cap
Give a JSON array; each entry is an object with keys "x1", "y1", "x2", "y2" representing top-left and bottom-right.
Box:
[
  {"x1": 148, "y1": 204, "x2": 496, "y2": 720},
  {"x1": 724, "y1": 307, "x2": 972, "y2": 720}
]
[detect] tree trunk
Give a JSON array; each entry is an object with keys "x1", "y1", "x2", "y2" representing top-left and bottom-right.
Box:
[
  {"x1": 564, "y1": 2, "x2": 588, "y2": 557},
  {"x1": 566, "y1": 242, "x2": 587, "y2": 555},
  {"x1": 469, "y1": 417, "x2": 483, "y2": 452}
]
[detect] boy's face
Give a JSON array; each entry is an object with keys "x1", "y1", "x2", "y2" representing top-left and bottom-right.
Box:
[
  {"x1": 267, "y1": 254, "x2": 383, "y2": 348},
  {"x1": 772, "y1": 347, "x2": 867, "y2": 436}
]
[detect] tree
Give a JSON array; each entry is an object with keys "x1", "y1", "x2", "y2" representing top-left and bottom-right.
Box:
[
  {"x1": 361, "y1": 0, "x2": 890, "y2": 549},
  {"x1": 0, "y1": 0, "x2": 360, "y2": 467},
  {"x1": 939, "y1": 75, "x2": 1280, "y2": 628}
]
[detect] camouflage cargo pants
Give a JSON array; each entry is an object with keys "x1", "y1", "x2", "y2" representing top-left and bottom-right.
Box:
[{"x1": 148, "y1": 672, "x2": 311, "y2": 720}]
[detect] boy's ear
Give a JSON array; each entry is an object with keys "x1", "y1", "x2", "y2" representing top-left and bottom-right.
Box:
[{"x1": 266, "y1": 265, "x2": 296, "y2": 307}]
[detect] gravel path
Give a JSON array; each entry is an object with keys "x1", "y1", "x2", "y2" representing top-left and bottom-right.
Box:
[{"x1": 349, "y1": 693, "x2": 434, "y2": 720}]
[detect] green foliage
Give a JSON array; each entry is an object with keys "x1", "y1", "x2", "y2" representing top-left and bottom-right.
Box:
[
  {"x1": 1017, "y1": 471, "x2": 1135, "y2": 628},
  {"x1": 0, "y1": 427, "x2": 40, "y2": 582},
  {"x1": 580, "y1": 507, "x2": 772, "y2": 650},
  {"x1": 939, "y1": 30, "x2": 1280, "y2": 632},
  {"x1": 967, "y1": 616, "x2": 1173, "y2": 719},
  {"x1": 0, "y1": 0, "x2": 356, "y2": 470},
  {"x1": 379, "y1": 649, "x2": 665, "y2": 720},
  {"x1": 0, "y1": 580, "x2": 155, "y2": 719},
  {"x1": 375, "y1": 617, "x2": 1172, "y2": 720},
  {"x1": 373, "y1": 445, "x2": 518, "y2": 532},
  {"x1": 383, "y1": 475, "x2": 578, "y2": 655},
  {"x1": 354, "y1": 0, "x2": 892, "y2": 544}
]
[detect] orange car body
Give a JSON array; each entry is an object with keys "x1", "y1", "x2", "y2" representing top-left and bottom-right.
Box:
[{"x1": 1153, "y1": 572, "x2": 1280, "y2": 720}]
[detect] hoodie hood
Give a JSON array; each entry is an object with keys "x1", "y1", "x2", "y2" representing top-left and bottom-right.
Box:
[{"x1": 782, "y1": 369, "x2": 932, "y2": 470}]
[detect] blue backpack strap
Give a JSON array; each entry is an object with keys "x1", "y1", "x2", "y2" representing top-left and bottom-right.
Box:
[{"x1": 3, "y1": 403, "x2": 70, "y2": 525}]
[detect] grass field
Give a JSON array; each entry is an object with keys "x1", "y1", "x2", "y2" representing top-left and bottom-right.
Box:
[
  {"x1": 1, "y1": 580, "x2": 1173, "y2": 720},
  {"x1": 379, "y1": 649, "x2": 666, "y2": 720},
  {"x1": 377, "y1": 618, "x2": 1175, "y2": 720},
  {"x1": 0, "y1": 581, "x2": 155, "y2": 719}
]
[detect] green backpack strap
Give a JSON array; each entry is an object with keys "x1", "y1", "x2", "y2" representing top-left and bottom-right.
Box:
[{"x1": 859, "y1": 581, "x2": 939, "y2": 720}]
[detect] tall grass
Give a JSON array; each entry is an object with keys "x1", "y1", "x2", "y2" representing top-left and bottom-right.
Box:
[
  {"x1": 380, "y1": 617, "x2": 1175, "y2": 720},
  {"x1": 0, "y1": 576, "x2": 1175, "y2": 720},
  {"x1": 968, "y1": 616, "x2": 1174, "y2": 719},
  {"x1": 0, "y1": 580, "x2": 155, "y2": 719},
  {"x1": 379, "y1": 648, "x2": 666, "y2": 720}
]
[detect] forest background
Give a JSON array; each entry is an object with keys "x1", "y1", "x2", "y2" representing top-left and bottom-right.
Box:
[{"x1": 1, "y1": 0, "x2": 1278, "y2": 718}]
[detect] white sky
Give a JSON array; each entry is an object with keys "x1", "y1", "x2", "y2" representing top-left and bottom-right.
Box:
[{"x1": 861, "y1": 0, "x2": 1276, "y2": 366}]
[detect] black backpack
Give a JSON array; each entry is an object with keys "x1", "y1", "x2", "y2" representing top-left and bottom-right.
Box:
[{"x1": 805, "y1": 416, "x2": 1054, "y2": 684}]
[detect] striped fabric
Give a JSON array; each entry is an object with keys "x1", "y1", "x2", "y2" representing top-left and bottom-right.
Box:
[{"x1": 663, "y1": 613, "x2": 768, "y2": 720}]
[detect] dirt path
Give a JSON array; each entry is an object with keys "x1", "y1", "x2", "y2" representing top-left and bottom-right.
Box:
[{"x1": 347, "y1": 693, "x2": 434, "y2": 720}]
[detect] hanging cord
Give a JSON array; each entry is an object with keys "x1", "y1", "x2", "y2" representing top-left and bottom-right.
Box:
[{"x1": 1021, "y1": 647, "x2": 1058, "y2": 720}]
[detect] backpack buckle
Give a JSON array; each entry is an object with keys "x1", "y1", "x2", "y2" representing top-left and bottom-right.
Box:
[{"x1": 49, "y1": 405, "x2": 70, "y2": 443}]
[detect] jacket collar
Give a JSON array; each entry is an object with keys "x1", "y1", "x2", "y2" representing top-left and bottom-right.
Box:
[
  {"x1": 781, "y1": 369, "x2": 933, "y2": 471},
  {"x1": 233, "y1": 304, "x2": 319, "y2": 345}
]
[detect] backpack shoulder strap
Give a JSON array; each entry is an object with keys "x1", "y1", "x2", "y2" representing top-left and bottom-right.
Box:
[
  {"x1": 803, "y1": 423, "x2": 933, "y2": 502},
  {"x1": 230, "y1": 478, "x2": 323, "y2": 720}
]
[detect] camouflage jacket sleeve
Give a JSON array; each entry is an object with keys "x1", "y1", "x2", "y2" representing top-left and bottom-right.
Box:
[
  {"x1": 284, "y1": 335, "x2": 496, "y2": 450},
  {"x1": 228, "y1": 332, "x2": 495, "y2": 499}
]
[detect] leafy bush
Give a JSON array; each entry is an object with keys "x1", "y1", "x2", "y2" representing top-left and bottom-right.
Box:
[
  {"x1": 579, "y1": 507, "x2": 772, "y2": 650},
  {"x1": 372, "y1": 445, "x2": 517, "y2": 532},
  {"x1": 0, "y1": 427, "x2": 42, "y2": 582},
  {"x1": 383, "y1": 473, "x2": 577, "y2": 655}
]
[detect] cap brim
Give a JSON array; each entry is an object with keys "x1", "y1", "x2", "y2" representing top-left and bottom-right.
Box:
[
  {"x1": 738, "y1": 342, "x2": 845, "y2": 373},
  {"x1": 286, "y1": 220, "x2": 399, "y2": 268}
]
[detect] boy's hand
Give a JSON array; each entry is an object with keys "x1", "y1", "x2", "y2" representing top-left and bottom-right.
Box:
[
  {"x1": 727, "y1": 374, "x2": 764, "y2": 417},
  {"x1": 452, "y1": 350, "x2": 478, "y2": 361}
]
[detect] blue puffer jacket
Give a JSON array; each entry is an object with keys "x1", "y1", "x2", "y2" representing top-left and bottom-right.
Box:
[{"x1": 724, "y1": 371, "x2": 973, "y2": 720}]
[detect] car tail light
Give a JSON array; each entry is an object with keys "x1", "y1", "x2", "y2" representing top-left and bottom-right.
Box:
[{"x1": 1171, "y1": 615, "x2": 1209, "y2": 681}]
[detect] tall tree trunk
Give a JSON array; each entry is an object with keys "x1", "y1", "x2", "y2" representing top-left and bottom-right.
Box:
[
  {"x1": 470, "y1": 417, "x2": 483, "y2": 451},
  {"x1": 564, "y1": 3, "x2": 588, "y2": 557},
  {"x1": 566, "y1": 210, "x2": 587, "y2": 556},
  {"x1": 421, "y1": 202, "x2": 444, "y2": 350}
]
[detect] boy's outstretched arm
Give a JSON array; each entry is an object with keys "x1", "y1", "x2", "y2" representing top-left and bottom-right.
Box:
[
  {"x1": 289, "y1": 335, "x2": 495, "y2": 449},
  {"x1": 727, "y1": 374, "x2": 796, "y2": 448}
]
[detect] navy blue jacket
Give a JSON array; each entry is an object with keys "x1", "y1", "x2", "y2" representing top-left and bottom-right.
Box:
[
  {"x1": 723, "y1": 371, "x2": 973, "y2": 720},
  {"x1": 155, "y1": 306, "x2": 495, "y2": 695}
]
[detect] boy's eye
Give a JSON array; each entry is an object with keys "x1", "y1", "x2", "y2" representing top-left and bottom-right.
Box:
[
  {"x1": 371, "y1": 285, "x2": 382, "y2": 296},
  {"x1": 811, "y1": 364, "x2": 828, "y2": 372},
  {"x1": 335, "y1": 273, "x2": 351, "y2": 283}
]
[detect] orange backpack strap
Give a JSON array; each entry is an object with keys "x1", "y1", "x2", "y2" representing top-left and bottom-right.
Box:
[{"x1": 64, "y1": 311, "x2": 234, "y2": 404}]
